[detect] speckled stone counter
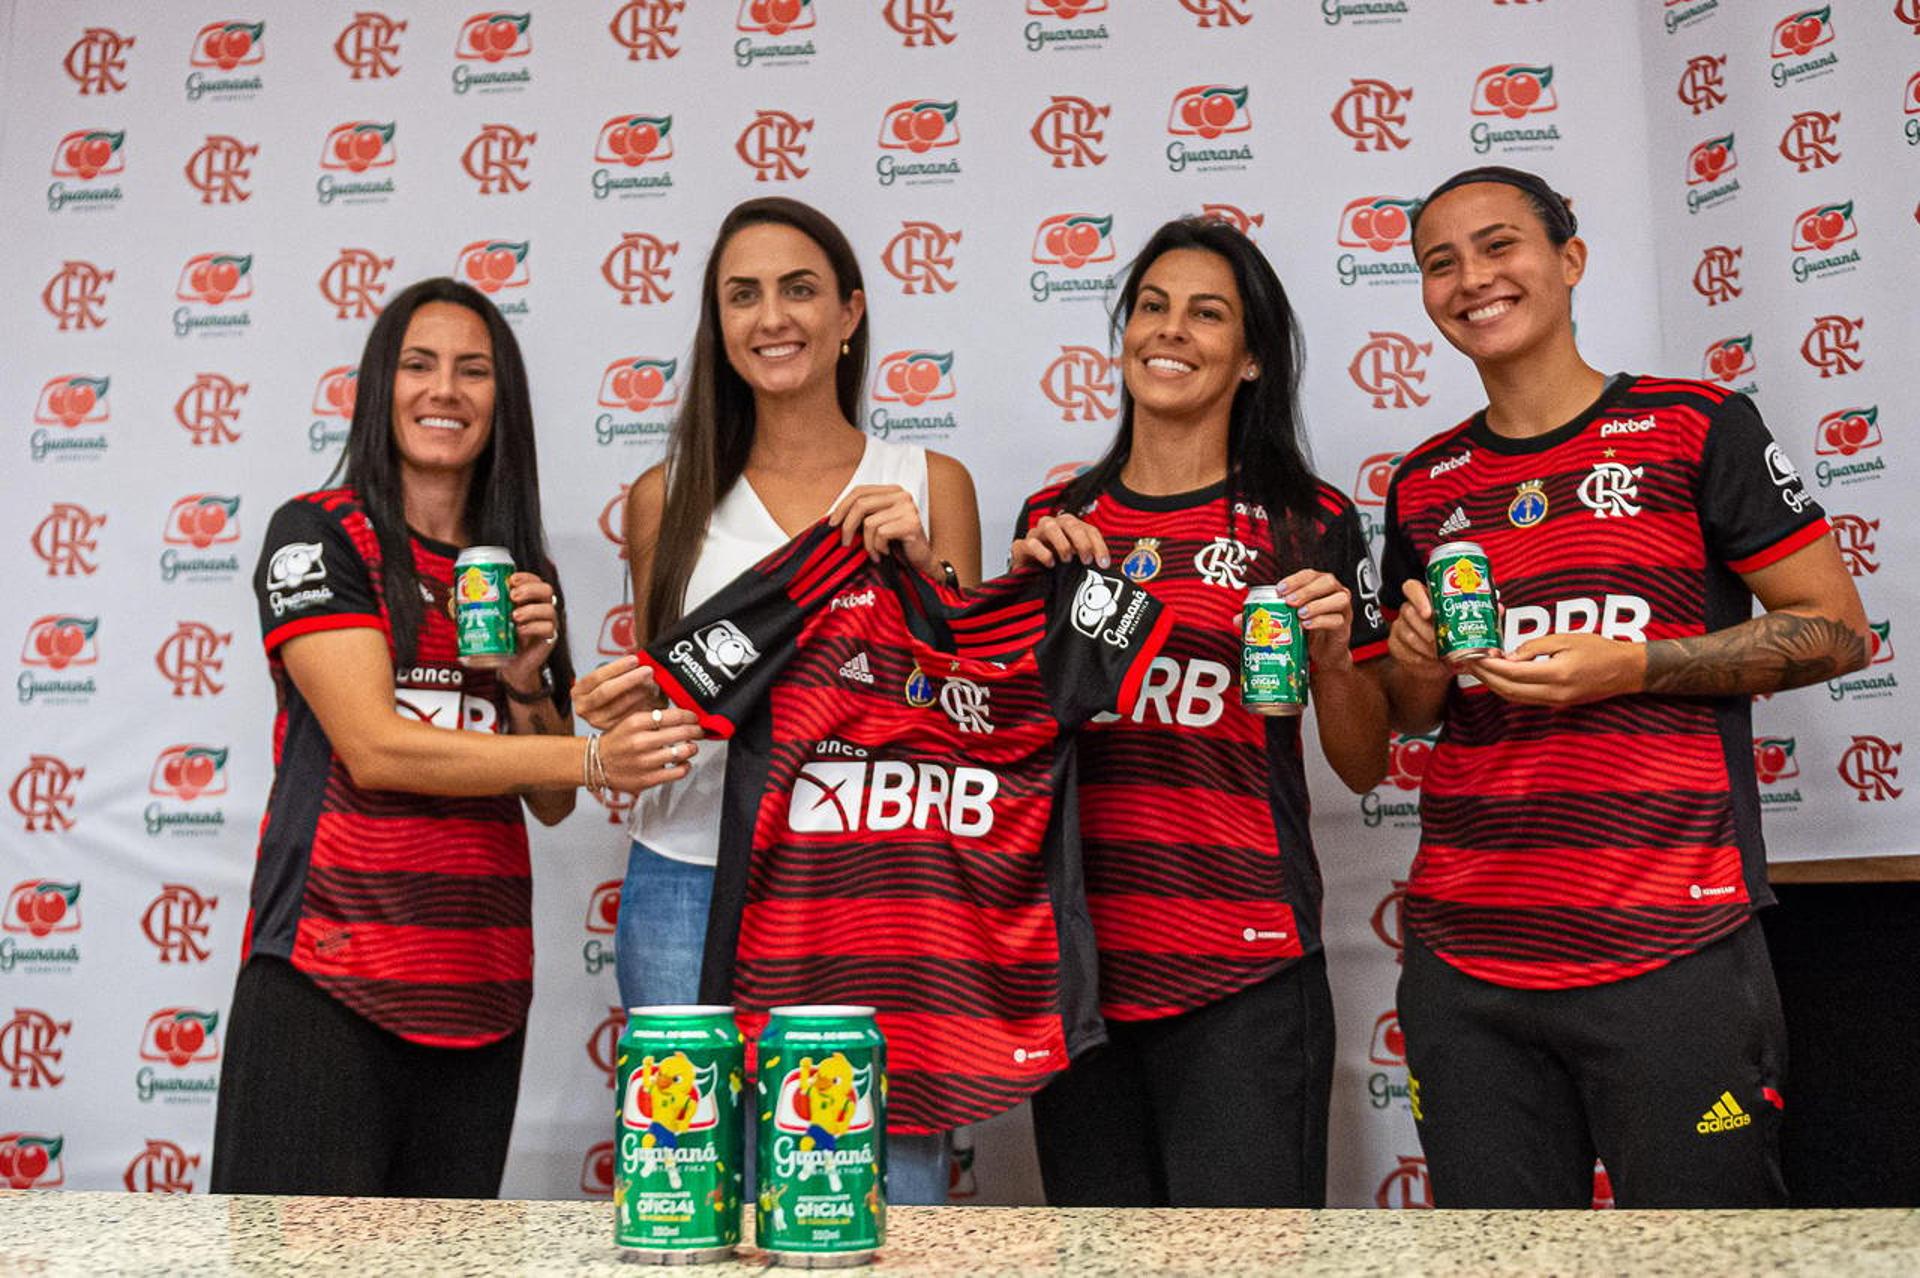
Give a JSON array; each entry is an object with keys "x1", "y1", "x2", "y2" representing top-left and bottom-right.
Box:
[{"x1": 2, "y1": 1193, "x2": 1918, "y2": 1276}]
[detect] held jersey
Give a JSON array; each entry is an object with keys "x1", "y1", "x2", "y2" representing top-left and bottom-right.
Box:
[
  {"x1": 1017, "y1": 478, "x2": 1390, "y2": 1021},
  {"x1": 1379, "y1": 376, "x2": 1831, "y2": 991},
  {"x1": 646, "y1": 521, "x2": 1171, "y2": 1134},
  {"x1": 250, "y1": 489, "x2": 530, "y2": 1048}
]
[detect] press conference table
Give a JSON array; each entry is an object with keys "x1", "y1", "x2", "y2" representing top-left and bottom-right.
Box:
[{"x1": 2, "y1": 1192, "x2": 1917, "y2": 1275}]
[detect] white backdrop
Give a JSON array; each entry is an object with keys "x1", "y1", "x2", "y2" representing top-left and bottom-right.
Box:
[{"x1": 1, "y1": 1, "x2": 1910, "y2": 1209}]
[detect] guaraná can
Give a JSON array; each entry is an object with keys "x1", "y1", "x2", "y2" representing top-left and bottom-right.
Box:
[
  {"x1": 755, "y1": 1005, "x2": 887, "y2": 1268},
  {"x1": 453, "y1": 545, "x2": 516, "y2": 669},
  {"x1": 1241, "y1": 585, "x2": 1307, "y2": 717},
  {"x1": 1425, "y1": 540, "x2": 1501, "y2": 666},
  {"x1": 614, "y1": 1005, "x2": 747, "y2": 1264}
]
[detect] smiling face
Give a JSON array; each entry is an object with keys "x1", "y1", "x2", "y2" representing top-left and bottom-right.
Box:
[
  {"x1": 1413, "y1": 181, "x2": 1586, "y2": 370},
  {"x1": 390, "y1": 300, "x2": 496, "y2": 482},
  {"x1": 1120, "y1": 247, "x2": 1253, "y2": 430},
  {"x1": 715, "y1": 221, "x2": 863, "y2": 404}
]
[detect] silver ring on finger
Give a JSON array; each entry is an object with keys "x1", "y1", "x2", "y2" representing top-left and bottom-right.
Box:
[
  {"x1": 668, "y1": 741, "x2": 685, "y2": 761},
  {"x1": 650, "y1": 708, "x2": 663, "y2": 727}
]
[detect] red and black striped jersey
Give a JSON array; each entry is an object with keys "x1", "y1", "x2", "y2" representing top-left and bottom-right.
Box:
[
  {"x1": 1016, "y1": 478, "x2": 1389, "y2": 1020},
  {"x1": 250, "y1": 489, "x2": 530, "y2": 1048},
  {"x1": 647, "y1": 521, "x2": 1170, "y2": 1134},
  {"x1": 1378, "y1": 376, "x2": 1830, "y2": 990}
]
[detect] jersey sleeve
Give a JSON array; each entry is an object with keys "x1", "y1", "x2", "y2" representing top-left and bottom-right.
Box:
[
  {"x1": 1322, "y1": 497, "x2": 1390, "y2": 664},
  {"x1": 1377, "y1": 472, "x2": 1422, "y2": 617},
  {"x1": 645, "y1": 521, "x2": 869, "y2": 739},
  {"x1": 1038, "y1": 564, "x2": 1174, "y2": 728},
  {"x1": 1698, "y1": 393, "x2": 1830, "y2": 572},
  {"x1": 256, "y1": 496, "x2": 382, "y2": 653}
]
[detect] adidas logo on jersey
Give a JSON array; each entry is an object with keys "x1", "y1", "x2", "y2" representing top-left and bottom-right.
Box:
[
  {"x1": 838, "y1": 651, "x2": 876, "y2": 685},
  {"x1": 1437, "y1": 506, "x2": 1471, "y2": 538},
  {"x1": 1696, "y1": 1091, "x2": 1752, "y2": 1135}
]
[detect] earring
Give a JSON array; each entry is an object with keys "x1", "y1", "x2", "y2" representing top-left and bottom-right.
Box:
[
  {"x1": 841, "y1": 341, "x2": 851, "y2": 357},
  {"x1": 1242, "y1": 366, "x2": 1259, "y2": 381}
]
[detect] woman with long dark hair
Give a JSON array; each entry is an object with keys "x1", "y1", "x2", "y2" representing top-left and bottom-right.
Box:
[
  {"x1": 573, "y1": 197, "x2": 982, "y2": 1204},
  {"x1": 212, "y1": 278, "x2": 696, "y2": 1197},
  {"x1": 1010, "y1": 217, "x2": 1389, "y2": 1206}
]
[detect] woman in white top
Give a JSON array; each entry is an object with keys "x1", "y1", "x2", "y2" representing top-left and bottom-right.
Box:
[{"x1": 576, "y1": 196, "x2": 981, "y2": 1203}]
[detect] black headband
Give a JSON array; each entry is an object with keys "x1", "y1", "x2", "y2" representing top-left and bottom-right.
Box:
[{"x1": 1411, "y1": 166, "x2": 1578, "y2": 242}]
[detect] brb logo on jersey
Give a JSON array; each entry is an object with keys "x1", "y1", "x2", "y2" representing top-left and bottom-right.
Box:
[
  {"x1": 1802, "y1": 315, "x2": 1862, "y2": 378},
  {"x1": 1330, "y1": 79, "x2": 1411, "y2": 153},
  {"x1": 1350, "y1": 333, "x2": 1431, "y2": 409},
  {"x1": 458, "y1": 240, "x2": 530, "y2": 295},
  {"x1": 1838, "y1": 736, "x2": 1901, "y2": 802},
  {"x1": 883, "y1": 222, "x2": 960, "y2": 295},
  {"x1": 788, "y1": 755, "x2": 1000, "y2": 838},
  {"x1": 1031, "y1": 96, "x2": 1109, "y2": 168},
  {"x1": 336, "y1": 11, "x2": 405, "y2": 79},
  {"x1": 0, "y1": 1135, "x2": 64, "y2": 1189},
  {"x1": 1677, "y1": 55, "x2": 1727, "y2": 115}
]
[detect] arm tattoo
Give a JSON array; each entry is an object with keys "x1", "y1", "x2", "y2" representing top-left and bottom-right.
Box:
[{"x1": 1643, "y1": 612, "x2": 1867, "y2": 697}]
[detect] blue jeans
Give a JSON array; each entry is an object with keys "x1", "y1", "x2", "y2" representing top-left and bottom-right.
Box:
[{"x1": 615, "y1": 840, "x2": 953, "y2": 1204}]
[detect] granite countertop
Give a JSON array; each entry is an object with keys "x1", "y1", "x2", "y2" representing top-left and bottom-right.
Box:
[{"x1": 2, "y1": 1193, "x2": 1918, "y2": 1275}]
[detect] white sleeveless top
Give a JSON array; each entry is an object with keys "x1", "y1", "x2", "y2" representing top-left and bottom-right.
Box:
[{"x1": 631, "y1": 437, "x2": 931, "y2": 865}]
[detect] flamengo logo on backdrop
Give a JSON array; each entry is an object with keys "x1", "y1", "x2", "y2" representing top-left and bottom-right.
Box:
[
  {"x1": 125, "y1": 1141, "x2": 198, "y2": 1194},
  {"x1": 1685, "y1": 134, "x2": 1738, "y2": 213},
  {"x1": 1829, "y1": 514, "x2": 1879, "y2": 576},
  {"x1": 871, "y1": 351, "x2": 957, "y2": 439},
  {"x1": 596, "y1": 356, "x2": 679, "y2": 446},
  {"x1": 594, "y1": 114, "x2": 674, "y2": 200},
  {"x1": 175, "y1": 373, "x2": 246, "y2": 447},
  {"x1": 1771, "y1": 8, "x2": 1836, "y2": 88},
  {"x1": 1, "y1": 1010, "x2": 71, "y2": 1088},
  {"x1": 1350, "y1": 333, "x2": 1431, "y2": 409},
  {"x1": 1677, "y1": 55, "x2": 1727, "y2": 114},
  {"x1": 48, "y1": 128, "x2": 126, "y2": 213},
  {"x1": 1839, "y1": 737, "x2": 1902, "y2": 801},
  {"x1": 319, "y1": 123, "x2": 397, "y2": 206},
  {"x1": 1166, "y1": 85, "x2": 1252, "y2": 172},
  {"x1": 1802, "y1": 315, "x2": 1862, "y2": 378},
  {"x1": 1702, "y1": 335, "x2": 1756, "y2": 394},
  {"x1": 1179, "y1": 0, "x2": 1252, "y2": 26},
  {"x1": 1378, "y1": 1157, "x2": 1433, "y2": 1210},
  {"x1": 885, "y1": 0, "x2": 956, "y2": 46},
  {"x1": 1031, "y1": 96, "x2": 1108, "y2": 167},
  {"x1": 10, "y1": 757, "x2": 83, "y2": 833},
  {"x1": 1779, "y1": 110, "x2": 1840, "y2": 172},
  {"x1": 336, "y1": 11, "x2": 405, "y2": 79},
  {"x1": 1330, "y1": 79, "x2": 1411, "y2": 152},
  {"x1": 877, "y1": 100, "x2": 960, "y2": 187},
  {"x1": 32, "y1": 504, "x2": 105, "y2": 577},
  {"x1": 1336, "y1": 196, "x2": 1418, "y2": 287},
  {"x1": 41, "y1": 261, "x2": 113, "y2": 331},
  {"x1": 311, "y1": 367, "x2": 356, "y2": 452},
  {"x1": 155, "y1": 623, "x2": 232, "y2": 698},
  {"x1": 143, "y1": 885, "x2": 217, "y2": 964},
  {"x1": 1200, "y1": 204, "x2": 1265, "y2": 237},
  {"x1": 603, "y1": 233, "x2": 678, "y2": 305},
  {"x1": 1790, "y1": 201, "x2": 1859, "y2": 283},
  {"x1": 589, "y1": 1006, "x2": 623, "y2": 1088},
  {"x1": 1469, "y1": 64, "x2": 1559, "y2": 155},
  {"x1": 5, "y1": 882, "x2": 82, "y2": 941},
  {"x1": 320, "y1": 248, "x2": 395, "y2": 319},
  {"x1": 30, "y1": 374, "x2": 111, "y2": 464},
  {"x1": 1041, "y1": 347, "x2": 1118, "y2": 422},
  {"x1": 66, "y1": 28, "x2": 135, "y2": 95},
  {"x1": 883, "y1": 221, "x2": 960, "y2": 294},
  {"x1": 738, "y1": 110, "x2": 812, "y2": 182},
  {"x1": 1693, "y1": 244, "x2": 1741, "y2": 306},
  {"x1": 1, "y1": 1135, "x2": 66, "y2": 1189},
  {"x1": 465, "y1": 124, "x2": 536, "y2": 195},
  {"x1": 611, "y1": 1, "x2": 683, "y2": 60}
]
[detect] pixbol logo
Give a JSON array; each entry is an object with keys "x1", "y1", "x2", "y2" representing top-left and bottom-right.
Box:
[
  {"x1": 739, "y1": 0, "x2": 814, "y2": 36},
  {"x1": 603, "y1": 233, "x2": 679, "y2": 305},
  {"x1": 0, "y1": 1135, "x2": 65, "y2": 1188},
  {"x1": 35, "y1": 375, "x2": 110, "y2": 428},
  {"x1": 175, "y1": 374, "x2": 247, "y2": 446},
  {"x1": 1779, "y1": 111, "x2": 1840, "y2": 172},
  {"x1": 65, "y1": 27, "x2": 136, "y2": 95},
  {"x1": 874, "y1": 351, "x2": 956, "y2": 408},
  {"x1": 175, "y1": 253, "x2": 253, "y2": 305},
  {"x1": 1352, "y1": 452, "x2": 1403, "y2": 509},
  {"x1": 597, "y1": 114, "x2": 673, "y2": 166},
  {"x1": 1693, "y1": 245, "x2": 1742, "y2": 306},
  {"x1": 21, "y1": 616, "x2": 98, "y2": 671},
  {"x1": 0, "y1": 1010, "x2": 71, "y2": 1088},
  {"x1": 1677, "y1": 55, "x2": 1727, "y2": 115},
  {"x1": 124, "y1": 1140, "x2": 198, "y2": 1193},
  {"x1": 155, "y1": 623, "x2": 232, "y2": 698},
  {"x1": 313, "y1": 366, "x2": 358, "y2": 418},
  {"x1": 149, "y1": 746, "x2": 229, "y2": 802},
  {"x1": 1168, "y1": 84, "x2": 1250, "y2": 140},
  {"x1": 140, "y1": 1009, "x2": 219, "y2": 1068},
  {"x1": 1377, "y1": 1156, "x2": 1433, "y2": 1210},
  {"x1": 459, "y1": 12, "x2": 531, "y2": 62},
  {"x1": 164, "y1": 495, "x2": 240, "y2": 551},
  {"x1": 880, "y1": 100, "x2": 959, "y2": 154},
  {"x1": 335, "y1": 11, "x2": 406, "y2": 80},
  {"x1": 1753, "y1": 736, "x2": 1799, "y2": 784},
  {"x1": 1041, "y1": 347, "x2": 1118, "y2": 422},
  {"x1": 190, "y1": 21, "x2": 264, "y2": 71},
  {"x1": 1686, "y1": 134, "x2": 1736, "y2": 185},
  {"x1": 5, "y1": 882, "x2": 81, "y2": 938},
  {"x1": 32, "y1": 504, "x2": 106, "y2": 577},
  {"x1": 321, "y1": 122, "x2": 396, "y2": 173},
  {"x1": 458, "y1": 240, "x2": 530, "y2": 294},
  {"x1": 1814, "y1": 406, "x2": 1879, "y2": 458},
  {"x1": 10, "y1": 757, "x2": 84, "y2": 833},
  {"x1": 52, "y1": 129, "x2": 126, "y2": 179},
  {"x1": 41, "y1": 261, "x2": 114, "y2": 331},
  {"x1": 882, "y1": 221, "x2": 960, "y2": 295},
  {"x1": 1033, "y1": 214, "x2": 1114, "y2": 269},
  {"x1": 1801, "y1": 315, "x2": 1862, "y2": 378},
  {"x1": 1350, "y1": 332, "x2": 1431, "y2": 409},
  {"x1": 884, "y1": 0, "x2": 956, "y2": 46},
  {"x1": 600, "y1": 356, "x2": 680, "y2": 414},
  {"x1": 1472, "y1": 65, "x2": 1557, "y2": 119},
  {"x1": 737, "y1": 110, "x2": 812, "y2": 181},
  {"x1": 1702, "y1": 335, "x2": 1754, "y2": 384},
  {"x1": 1838, "y1": 736, "x2": 1902, "y2": 801},
  {"x1": 1031, "y1": 95, "x2": 1109, "y2": 167},
  {"x1": 610, "y1": 1, "x2": 684, "y2": 60},
  {"x1": 143, "y1": 885, "x2": 217, "y2": 963},
  {"x1": 1179, "y1": 0, "x2": 1252, "y2": 28},
  {"x1": 1829, "y1": 514, "x2": 1879, "y2": 576},
  {"x1": 320, "y1": 248, "x2": 395, "y2": 320},
  {"x1": 1330, "y1": 78, "x2": 1412, "y2": 152},
  {"x1": 464, "y1": 123, "x2": 537, "y2": 195},
  {"x1": 589, "y1": 1006, "x2": 624, "y2": 1087},
  {"x1": 597, "y1": 606, "x2": 636, "y2": 657}
]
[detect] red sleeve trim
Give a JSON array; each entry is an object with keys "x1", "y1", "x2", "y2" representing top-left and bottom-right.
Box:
[
  {"x1": 1350, "y1": 638, "x2": 1391, "y2": 665},
  {"x1": 1727, "y1": 517, "x2": 1829, "y2": 574},
  {"x1": 263, "y1": 611, "x2": 384, "y2": 653},
  {"x1": 647, "y1": 660, "x2": 738, "y2": 740},
  {"x1": 1113, "y1": 605, "x2": 1176, "y2": 718}
]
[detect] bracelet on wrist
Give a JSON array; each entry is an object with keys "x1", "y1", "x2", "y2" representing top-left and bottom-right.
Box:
[{"x1": 504, "y1": 666, "x2": 555, "y2": 706}]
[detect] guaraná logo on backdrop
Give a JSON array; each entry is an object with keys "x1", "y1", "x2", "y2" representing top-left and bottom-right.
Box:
[
  {"x1": 48, "y1": 128, "x2": 125, "y2": 213},
  {"x1": 1166, "y1": 85, "x2": 1252, "y2": 172},
  {"x1": 1469, "y1": 64, "x2": 1559, "y2": 155},
  {"x1": 870, "y1": 351, "x2": 957, "y2": 439},
  {"x1": 1024, "y1": 0, "x2": 1109, "y2": 54},
  {"x1": 1790, "y1": 200, "x2": 1859, "y2": 283},
  {"x1": 1335, "y1": 196, "x2": 1419, "y2": 287},
  {"x1": 186, "y1": 20, "x2": 264, "y2": 101},
  {"x1": 454, "y1": 12, "x2": 532, "y2": 94},
  {"x1": 1685, "y1": 133, "x2": 1739, "y2": 213},
  {"x1": 877, "y1": 100, "x2": 960, "y2": 187},
  {"x1": 595, "y1": 356, "x2": 679, "y2": 446},
  {"x1": 1030, "y1": 213, "x2": 1116, "y2": 304},
  {"x1": 736, "y1": 0, "x2": 816, "y2": 67},
  {"x1": 30, "y1": 375, "x2": 111, "y2": 464},
  {"x1": 593, "y1": 114, "x2": 675, "y2": 200},
  {"x1": 1770, "y1": 8, "x2": 1836, "y2": 88},
  {"x1": 318, "y1": 122, "x2": 396, "y2": 205}
]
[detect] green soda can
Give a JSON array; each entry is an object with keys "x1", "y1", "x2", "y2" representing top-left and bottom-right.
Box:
[
  {"x1": 1241, "y1": 586, "x2": 1307, "y2": 717},
  {"x1": 453, "y1": 545, "x2": 516, "y2": 669},
  {"x1": 755, "y1": 1005, "x2": 887, "y2": 1268},
  {"x1": 614, "y1": 1005, "x2": 747, "y2": 1264},
  {"x1": 1425, "y1": 540, "x2": 1501, "y2": 666}
]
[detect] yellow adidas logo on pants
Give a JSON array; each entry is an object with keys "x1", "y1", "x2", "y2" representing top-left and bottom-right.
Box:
[{"x1": 1696, "y1": 1091, "x2": 1753, "y2": 1135}]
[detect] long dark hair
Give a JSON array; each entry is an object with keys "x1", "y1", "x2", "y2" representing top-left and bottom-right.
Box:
[
  {"x1": 1056, "y1": 216, "x2": 1320, "y2": 557},
  {"x1": 331, "y1": 277, "x2": 574, "y2": 700},
  {"x1": 644, "y1": 197, "x2": 869, "y2": 640}
]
